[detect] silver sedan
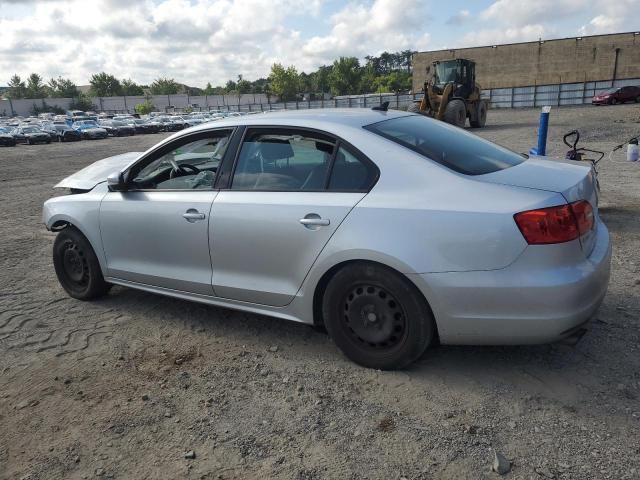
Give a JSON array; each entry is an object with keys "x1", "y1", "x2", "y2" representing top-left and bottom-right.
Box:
[{"x1": 42, "y1": 109, "x2": 611, "y2": 369}]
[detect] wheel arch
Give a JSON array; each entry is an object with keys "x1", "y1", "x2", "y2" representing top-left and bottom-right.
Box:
[
  {"x1": 45, "y1": 211, "x2": 108, "y2": 272},
  {"x1": 311, "y1": 258, "x2": 440, "y2": 343}
]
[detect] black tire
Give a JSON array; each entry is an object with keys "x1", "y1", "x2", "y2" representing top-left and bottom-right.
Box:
[
  {"x1": 322, "y1": 262, "x2": 435, "y2": 370},
  {"x1": 443, "y1": 99, "x2": 466, "y2": 127},
  {"x1": 407, "y1": 102, "x2": 421, "y2": 113},
  {"x1": 53, "y1": 227, "x2": 111, "y2": 300},
  {"x1": 610, "y1": 98, "x2": 617, "y2": 105},
  {"x1": 469, "y1": 101, "x2": 487, "y2": 128},
  {"x1": 46, "y1": 139, "x2": 51, "y2": 144},
  {"x1": 27, "y1": 139, "x2": 32, "y2": 145}
]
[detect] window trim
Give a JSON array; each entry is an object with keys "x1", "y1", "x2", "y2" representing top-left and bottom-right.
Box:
[
  {"x1": 223, "y1": 125, "x2": 379, "y2": 193},
  {"x1": 122, "y1": 127, "x2": 237, "y2": 192}
]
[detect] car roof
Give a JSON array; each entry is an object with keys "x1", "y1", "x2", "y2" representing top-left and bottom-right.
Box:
[{"x1": 188, "y1": 108, "x2": 411, "y2": 133}]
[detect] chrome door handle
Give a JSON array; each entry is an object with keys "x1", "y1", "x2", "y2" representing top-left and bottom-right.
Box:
[
  {"x1": 183, "y1": 209, "x2": 206, "y2": 223},
  {"x1": 299, "y1": 217, "x2": 330, "y2": 226}
]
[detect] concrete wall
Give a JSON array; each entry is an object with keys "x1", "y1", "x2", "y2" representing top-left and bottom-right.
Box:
[
  {"x1": 413, "y1": 32, "x2": 640, "y2": 90},
  {"x1": 1, "y1": 93, "x2": 275, "y2": 117}
]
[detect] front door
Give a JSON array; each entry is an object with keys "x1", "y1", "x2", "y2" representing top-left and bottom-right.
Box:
[
  {"x1": 210, "y1": 127, "x2": 377, "y2": 306},
  {"x1": 100, "y1": 130, "x2": 233, "y2": 295}
]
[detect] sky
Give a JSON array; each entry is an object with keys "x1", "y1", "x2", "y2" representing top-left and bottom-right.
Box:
[{"x1": 0, "y1": 0, "x2": 638, "y2": 87}]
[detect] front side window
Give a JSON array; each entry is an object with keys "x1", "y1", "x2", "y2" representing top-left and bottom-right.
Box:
[
  {"x1": 131, "y1": 131, "x2": 232, "y2": 190},
  {"x1": 365, "y1": 115, "x2": 524, "y2": 176},
  {"x1": 232, "y1": 130, "x2": 335, "y2": 191}
]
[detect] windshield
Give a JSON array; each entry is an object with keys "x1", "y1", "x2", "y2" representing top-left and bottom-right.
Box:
[
  {"x1": 364, "y1": 115, "x2": 525, "y2": 176},
  {"x1": 434, "y1": 62, "x2": 460, "y2": 84},
  {"x1": 22, "y1": 127, "x2": 40, "y2": 133},
  {"x1": 600, "y1": 88, "x2": 617, "y2": 94}
]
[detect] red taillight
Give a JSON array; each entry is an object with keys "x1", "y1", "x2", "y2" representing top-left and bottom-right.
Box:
[
  {"x1": 514, "y1": 200, "x2": 594, "y2": 245},
  {"x1": 571, "y1": 200, "x2": 594, "y2": 235}
]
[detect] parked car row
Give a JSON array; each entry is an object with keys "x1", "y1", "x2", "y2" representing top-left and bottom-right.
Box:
[{"x1": 0, "y1": 111, "x2": 256, "y2": 147}]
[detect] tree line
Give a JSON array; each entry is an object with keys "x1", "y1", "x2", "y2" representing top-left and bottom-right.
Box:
[{"x1": 4, "y1": 50, "x2": 415, "y2": 103}]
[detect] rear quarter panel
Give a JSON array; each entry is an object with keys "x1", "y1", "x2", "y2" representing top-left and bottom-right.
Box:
[{"x1": 312, "y1": 137, "x2": 567, "y2": 275}]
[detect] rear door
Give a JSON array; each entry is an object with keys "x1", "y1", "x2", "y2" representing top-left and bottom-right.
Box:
[{"x1": 210, "y1": 127, "x2": 378, "y2": 306}]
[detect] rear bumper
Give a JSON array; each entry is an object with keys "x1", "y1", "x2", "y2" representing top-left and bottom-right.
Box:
[{"x1": 412, "y1": 221, "x2": 612, "y2": 345}]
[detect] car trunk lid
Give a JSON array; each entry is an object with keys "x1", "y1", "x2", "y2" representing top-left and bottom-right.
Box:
[{"x1": 478, "y1": 156, "x2": 599, "y2": 255}]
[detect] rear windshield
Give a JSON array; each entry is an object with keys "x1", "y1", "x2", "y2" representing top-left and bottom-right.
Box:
[{"x1": 364, "y1": 115, "x2": 525, "y2": 175}]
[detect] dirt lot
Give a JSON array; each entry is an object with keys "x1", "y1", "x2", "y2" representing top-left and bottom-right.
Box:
[{"x1": 1, "y1": 105, "x2": 639, "y2": 480}]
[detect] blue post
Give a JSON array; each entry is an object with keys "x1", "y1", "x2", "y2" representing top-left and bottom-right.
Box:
[{"x1": 529, "y1": 106, "x2": 551, "y2": 156}]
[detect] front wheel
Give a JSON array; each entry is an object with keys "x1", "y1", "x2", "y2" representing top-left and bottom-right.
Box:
[
  {"x1": 322, "y1": 263, "x2": 435, "y2": 369},
  {"x1": 53, "y1": 227, "x2": 111, "y2": 300},
  {"x1": 469, "y1": 101, "x2": 487, "y2": 128},
  {"x1": 443, "y1": 99, "x2": 467, "y2": 128}
]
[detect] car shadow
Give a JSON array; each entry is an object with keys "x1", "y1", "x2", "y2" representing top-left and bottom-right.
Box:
[{"x1": 91, "y1": 284, "x2": 622, "y2": 407}]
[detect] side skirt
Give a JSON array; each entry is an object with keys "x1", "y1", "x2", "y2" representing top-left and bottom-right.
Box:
[{"x1": 104, "y1": 277, "x2": 309, "y2": 325}]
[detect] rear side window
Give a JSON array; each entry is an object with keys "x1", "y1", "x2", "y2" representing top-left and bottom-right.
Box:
[
  {"x1": 328, "y1": 147, "x2": 377, "y2": 191},
  {"x1": 232, "y1": 130, "x2": 335, "y2": 191},
  {"x1": 364, "y1": 115, "x2": 524, "y2": 175}
]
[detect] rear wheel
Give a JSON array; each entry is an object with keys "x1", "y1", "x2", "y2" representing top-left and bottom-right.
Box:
[
  {"x1": 469, "y1": 101, "x2": 487, "y2": 128},
  {"x1": 443, "y1": 99, "x2": 466, "y2": 128},
  {"x1": 322, "y1": 262, "x2": 434, "y2": 369},
  {"x1": 53, "y1": 227, "x2": 111, "y2": 300}
]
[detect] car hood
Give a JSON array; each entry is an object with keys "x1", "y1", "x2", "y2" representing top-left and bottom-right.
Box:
[{"x1": 54, "y1": 151, "x2": 143, "y2": 190}]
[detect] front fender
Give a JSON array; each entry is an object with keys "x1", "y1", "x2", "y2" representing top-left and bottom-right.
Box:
[{"x1": 43, "y1": 184, "x2": 108, "y2": 271}]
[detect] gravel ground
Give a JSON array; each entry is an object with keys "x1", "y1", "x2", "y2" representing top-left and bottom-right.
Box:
[{"x1": 1, "y1": 105, "x2": 639, "y2": 480}]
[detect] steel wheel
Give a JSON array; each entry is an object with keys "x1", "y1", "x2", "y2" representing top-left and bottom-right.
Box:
[
  {"x1": 323, "y1": 262, "x2": 435, "y2": 369},
  {"x1": 343, "y1": 284, "x2": 407, "y2": 351},
  {"x1": 53, "y1": 227, "x2": 111, "y2": 300}
]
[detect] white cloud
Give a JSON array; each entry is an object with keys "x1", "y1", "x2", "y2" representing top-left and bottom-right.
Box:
[
  {"x1": 460, "y1": 24, "x2": 547, "y2": 47},
  {"x1": 1, "y1": 0, "x2": 637, "y2": 88},
  {"x1": 300, "y1": 0, "x2": 430, "y2": 65},
  {"x1": 0, "y1": 0, "x2": 325, "y2": 86},
  {"x1": 578, "y1": 0, "x2": 640, "y2": 35},
  {"x1": 480, "y1": 0, "x2": 585, "y2": 27},
  {"x1": 446, "y1": 9, "x2": 470, "y2": 26}
]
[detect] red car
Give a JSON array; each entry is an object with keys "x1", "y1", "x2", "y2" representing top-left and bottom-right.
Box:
[{"x1": 592, "y1": 85, "x2": 640, "y2": 105}]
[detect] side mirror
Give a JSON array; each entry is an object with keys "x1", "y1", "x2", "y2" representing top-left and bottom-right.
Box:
[{"x1": 107, "y1": 171, "x2": 127, "y2": 192}]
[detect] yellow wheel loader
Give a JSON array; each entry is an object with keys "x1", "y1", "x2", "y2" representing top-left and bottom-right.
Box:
[{"x1": 408, "y1": 58, "x2": 487, "y2": 128}]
